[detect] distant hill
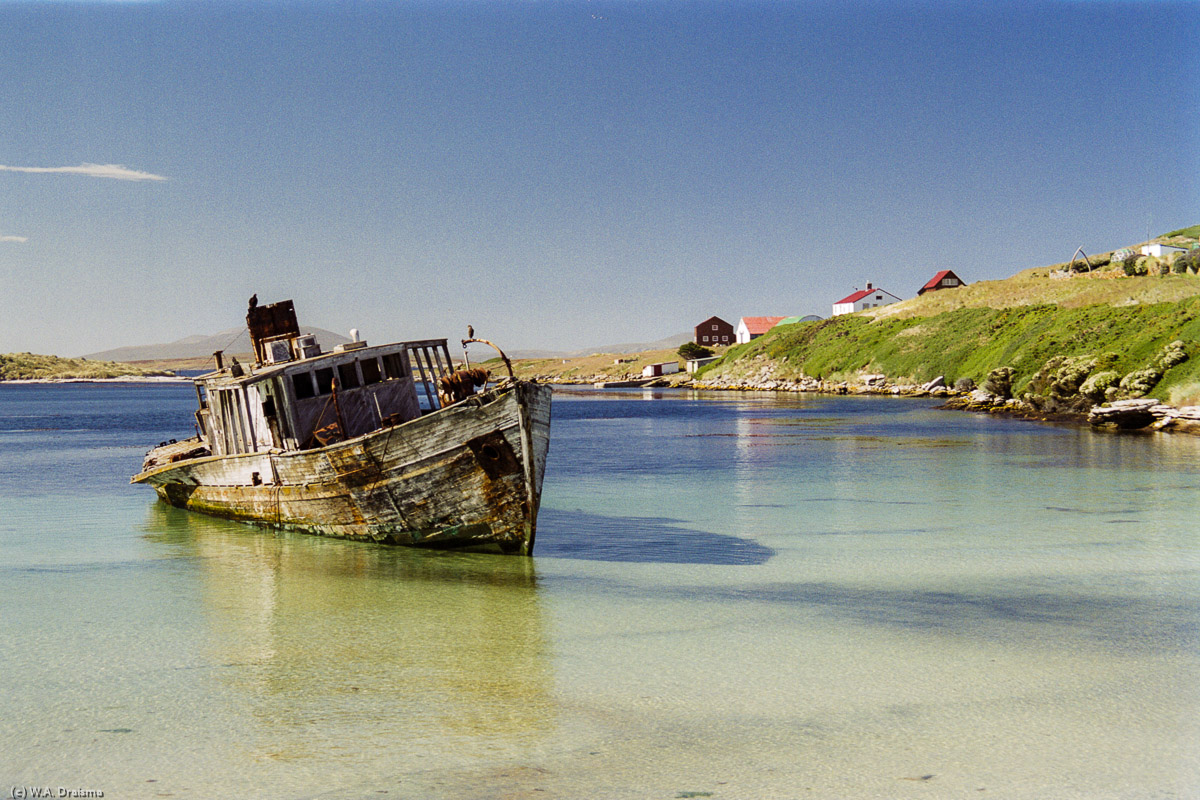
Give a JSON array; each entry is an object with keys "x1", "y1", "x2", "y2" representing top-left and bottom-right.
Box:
[
  {"x1": 1, "y1": 353, "x2": 173, "y2": 381},
  {"x1": 507, "y1": 331, "x2": 692, "y2": 360},
  {"x1": 86, "y1": 326, "x2": 352, "y2": 363},
  {"x1": 90, "y1": 326, "x2": 689, "y2": 367}
]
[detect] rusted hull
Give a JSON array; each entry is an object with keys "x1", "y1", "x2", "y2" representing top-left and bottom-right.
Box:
[{"x1": 133, "y1": 381, "x2": 552, "y2": 554}]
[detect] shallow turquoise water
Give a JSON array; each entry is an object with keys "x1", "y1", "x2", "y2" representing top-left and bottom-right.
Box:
[{"x1": 1, "y1": 383, "x2": 1198, "y2": 799}]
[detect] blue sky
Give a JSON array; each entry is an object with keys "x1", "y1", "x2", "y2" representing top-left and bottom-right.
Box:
[{"x1": 1, "y1": 0, "x2": 1196, "y2": 356}]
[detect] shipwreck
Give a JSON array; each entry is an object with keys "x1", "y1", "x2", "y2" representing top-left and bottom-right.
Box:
[{"x1": 132, "y1": 298, "x2": 551, "y2": 555}]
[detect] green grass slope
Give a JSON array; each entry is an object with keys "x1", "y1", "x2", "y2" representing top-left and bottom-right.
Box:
[
  {"x1": 0, "y1": 353, "x2": 174, "y2": 381},
  {"x1": 702, "y1": 272, "x2": 1200, "y2": 407}
]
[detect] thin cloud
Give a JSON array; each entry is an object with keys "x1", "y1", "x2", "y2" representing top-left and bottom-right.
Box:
[
  {"x1": 0, "y1": 163, "x2": 167, "y2": 182},
  {"x1": 0, "y1": 235, "x2": 28, "y2": 243}
]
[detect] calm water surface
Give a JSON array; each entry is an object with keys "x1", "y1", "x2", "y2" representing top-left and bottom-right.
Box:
[{"x1": 1, "y1": 382, "x2": 1198, "y2": 799}]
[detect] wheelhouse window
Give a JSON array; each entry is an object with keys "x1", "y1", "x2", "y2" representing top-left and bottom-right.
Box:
[
  {"x1": 360, "y1": 357, "x2": 382, "y2": 385},
  {"x1": 292, "y1": 372, "x2": 315, "y2": 399},
  {"x1": 338, "y1": 362, "x2": 360, "y2": 389},
  {"x1": 382, "y1": 353, "x2": 404, "y2": 380},
  {"x1": 315, "y1": 367, "x2": 335, "y2": 395}
]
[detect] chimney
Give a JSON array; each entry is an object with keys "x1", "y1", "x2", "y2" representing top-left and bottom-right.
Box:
[{"x1": 866, "y1": 282, "x2": 873, "y2": 291}]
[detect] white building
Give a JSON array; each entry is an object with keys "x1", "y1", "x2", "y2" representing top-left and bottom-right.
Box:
[
  {"x1": 1141, "y1": 244, "x2": 1187, "y2": 258},
  {"x1": 642, "y1": 361, "x2": 680, "y2": 378},
  {"x1": 735, "y1": 316, "x2": 785, "y2": 344},
  {"x1": 832, "y1": 283, "x2": 902, "y2": 316}
]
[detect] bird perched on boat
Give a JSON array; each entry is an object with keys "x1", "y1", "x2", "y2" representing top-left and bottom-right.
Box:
[
  {"x1": 248, "y1": 293, "x2": 258, "y2": 310},
  {"x1": 467, "y1": 324, "x2": 474, "y2": 339}
]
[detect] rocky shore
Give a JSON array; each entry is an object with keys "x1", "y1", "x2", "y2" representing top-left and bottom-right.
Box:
[
  {"x1": 639, "y1": 338, "x2": 1200, "y2": 436},
  {"x1": 1084, "y1": 398, "x2": 1200, "y2": 434},
  {"x1": 547, "y1": 357, "x2": 1200, "y2": 436}
]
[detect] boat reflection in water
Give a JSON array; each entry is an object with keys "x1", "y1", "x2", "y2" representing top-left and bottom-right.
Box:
[{"x1": 142, "y1": 503, "x2": 554, "y2": 771}]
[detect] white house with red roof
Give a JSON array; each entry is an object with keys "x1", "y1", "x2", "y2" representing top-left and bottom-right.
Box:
[
  {"x1": 831, "y1": 283, "x2": 902, "y2": 316},
  {"x1": 735, "y1": 316, "x2": 786, "y2": 344},
  {"x1": 917, "y1": 269, "x2": 967, "y2": 296}
]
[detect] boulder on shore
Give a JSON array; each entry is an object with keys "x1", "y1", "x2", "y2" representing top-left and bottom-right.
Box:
[{"x1": 1088, "y1": 399, "x2": 1159, "y2": 429}]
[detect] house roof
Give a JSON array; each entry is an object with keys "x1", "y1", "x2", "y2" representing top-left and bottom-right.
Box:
[
  {"x1": 920, "y1": 270, "x2": 953, "y2": 292},
  {"x1": 738, "y1": 316, "x2": 785, "y2": 334},
  {"x1": 834, "y1": 286, "x2": 900, "y2": 305},
  {"x1": 696, "y1": 315, "x2": 732, "y2": 328},
  {"x1": 918, "y1": 269, "x2": 967, "y2": 293},
  {"x1": 777, "y1": 315, "x2": 823, "y2": 325}
]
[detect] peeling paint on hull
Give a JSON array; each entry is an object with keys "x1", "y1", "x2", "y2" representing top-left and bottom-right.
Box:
[{"x1": 134, "y1": 381, "x2": 552, "y2": 555}]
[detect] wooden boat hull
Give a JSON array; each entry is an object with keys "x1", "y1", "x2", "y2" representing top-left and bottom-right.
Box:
[{"x1": 133, "y1": 381, "x2": 552, "y2": 554}]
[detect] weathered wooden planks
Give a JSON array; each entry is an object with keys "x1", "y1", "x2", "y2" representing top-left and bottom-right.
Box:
[{"x1": 135, "y1": 381, "x2": 552, "y2": 554}]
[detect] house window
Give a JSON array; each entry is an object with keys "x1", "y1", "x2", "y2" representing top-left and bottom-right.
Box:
[
  {"x1": 876, "y1": 295, "x2": 882, "y2": 300},
  {"x1": 712, "y1": 324, "x2": 718, "y2": 330},
  {"x1": 943, "y1": 278, "x2": 956, "y2": 286},
  {"x1": 702, "y1": 335, "x2": 708, "y2": 342}
]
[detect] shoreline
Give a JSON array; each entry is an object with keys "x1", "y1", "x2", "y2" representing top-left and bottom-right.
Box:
[
  {"x1": 0, "y1": 375, "x2": 187, "y2": 385},
  {"x1": 549, "y1": 377, "x2": 1200, "y2": 436},
  {"x1": 8, "y1": 373, "x2": 1196, "y2": 435}
]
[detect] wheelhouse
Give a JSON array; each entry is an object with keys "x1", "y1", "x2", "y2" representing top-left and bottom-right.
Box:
[{"x1": 193, "y1": 300, "x2": 457, "y2": 456}]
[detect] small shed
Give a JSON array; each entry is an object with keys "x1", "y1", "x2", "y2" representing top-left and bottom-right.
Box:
[
  {"x1": 1141, "y1": 244, "x2": 1187, "y2": 258},
  {"x1": 917, "y1": 269, "x2": 967, "y2": 295},
  {"x1": 686, "y1": 356, "x2": 720, "y2": 374},
  {"x1": 642, "y1": 361, "x2": 681, "y2": 378}
]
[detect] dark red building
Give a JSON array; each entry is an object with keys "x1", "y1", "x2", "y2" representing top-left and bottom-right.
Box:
[
  {"x1": 694, "y1": 316, "x2": 734, "y2": 346},
  {"x1": 917, "y1": 269, "x2": 967, "y2": 295}
]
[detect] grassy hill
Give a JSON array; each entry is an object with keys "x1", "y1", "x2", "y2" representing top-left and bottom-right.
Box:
[
  {"x1": 698, "y1": 229, "x2": 1200, "y2": 407},
  {"x1": 0, "y1": 353, "x2": 175, "y2": 381}
]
